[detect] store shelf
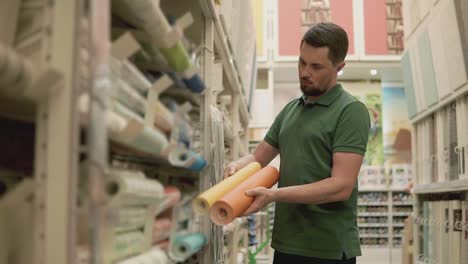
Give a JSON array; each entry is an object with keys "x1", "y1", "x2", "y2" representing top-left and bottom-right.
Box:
[
  {"x1": 198, "y1": 0, "x2": 250, "y2": 127},
  {"x1": 359, "y1": 212, "x2": 389, "y2": 216},
  {"x1": 359, "y1": 187, "x2": 391, "y2": 192},
  {"x1": 392, "y1": 201, "x2": 413, "y2": 206},
  {"x1": 410, "y1": 82, "x2": 468, "y2": 124},
  {"x1": 358, "y1": 223, "x2": 389, "y2": 227},
  {"x1": 361, "y1": 245, "x2": 389, "y2": 248},
  {"x1": 392, "y1": 212, "x2": 412, "y2": 216},
  {"x1": 413, "y1": 178, "x2": 468, "y2": 194},
  {"x1": 358, "y1": 202, "x2": 389, "y2": 206},
  {"x1": 392, "y1": 223, "x2": 405, "y2": 227},
  {"x1": 360, "y1": 234, "x2": 389, "y2": 238},
  {"x1": 359, "y1": 186, "x2": 409, "y2": 192}
]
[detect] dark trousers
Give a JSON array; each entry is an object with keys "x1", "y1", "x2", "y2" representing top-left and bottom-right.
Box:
[{"x1": 273, "y1": 250, "x2": 356, "y2": 264}]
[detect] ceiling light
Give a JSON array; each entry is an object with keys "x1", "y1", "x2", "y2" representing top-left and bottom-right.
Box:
[{"x1": 370, "y1": 69, "x2": 378, "y2": 76}]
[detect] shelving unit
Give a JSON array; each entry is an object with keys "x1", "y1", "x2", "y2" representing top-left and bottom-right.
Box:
[
  {"x1": 0, "y1": 0, "x2": 256, "y2": 264},
  {"x1": 358, "y1": 188, "x2": 413, "y2": 263},
  {"x1": 401, "y1": 0, "x2": 468, "y2": 263}
]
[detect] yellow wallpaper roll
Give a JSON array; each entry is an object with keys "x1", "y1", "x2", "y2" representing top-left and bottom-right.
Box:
[{"x1": 192, "y1": 162, "x2": 261, "y2": 214}]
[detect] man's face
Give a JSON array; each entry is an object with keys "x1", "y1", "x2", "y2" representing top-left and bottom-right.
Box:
[{"x1": 298, "y1": 42, "x2": 343, "y2": 97}]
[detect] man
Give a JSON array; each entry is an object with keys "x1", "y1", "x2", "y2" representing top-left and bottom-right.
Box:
[{"x1": 224, "y1": 22, "x2": 370, "y2": 264}]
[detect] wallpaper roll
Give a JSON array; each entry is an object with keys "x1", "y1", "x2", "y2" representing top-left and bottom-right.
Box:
[
  {"x1": 129, "y1": 124, "x2": 169, "y2": 155},
  {"x1": 117, "y1": 247, "x2": 169, "y2": 264},
  {"x1": 111, "y1": 118, "x2": 169, "y2": 156},
  {"x1": 156, "y1": 239, "x2": 170, "y2": 251},
  {"x1": 120, "y1": 60, "x2": 151, "y2": 93},
  {"x1": 161, "y1": 186, "x2": 181, "y2": 212},
  {"x1": 82, "y1": 94, "x2": 169, "y2": 157},
  {"x1": 0, "y1": 48, "x2": 22, "y2": 86},
  {"x1": 153, "y1": 100, "x2": 174, "y2": 133},
  {"x1": 107, "y1": 170, "x2": 165, "y2": 205},
  {"x1": 113, "y1": 78, "x2": 147, "y2": 115},
  {"x1": 152, "y1": 218, "x2": 172, "y2": 243},
  {"x1": 112, "y1": 102, "x2": 144, "y2": 122},
  {"x1": 210, "y1": 166, "x2": 279, "y2": 225},
  {"x1": 78, "y1": 93, "x2": 127, "y2": 132},
  {"x1": 116, "y1": 0, "x2": 172, "y2": 37},
  {"x1": 16, "y1": 59, "x2": 34, "y2": 92},
  {"x1": 192, "y1": 162, "x2": 261, "y2": 214},
  {"x1": 168, "y1": 147, "x2": 206, "y2": 171},
  {"x1": 0, "y1": 45, "x2": 34, "y2": 94},
  {"x1": 115, "y1": 206, "x2": 147, "y2": 232},
  {"x1": 113, "y1": 231, "x2": 145, "y2": 261},
  {"x1": 106, "y1": 111, "x2": 129, "y2": 134},
  {"x1": 159, "y1": 42, "x2": 190, "y2": 72},
  {"x1": 171, "y1": 233, "x2": 207, "y2": 261},
  {"x1": 182, "y1": 73, "x2": 205, "y2": 93}
]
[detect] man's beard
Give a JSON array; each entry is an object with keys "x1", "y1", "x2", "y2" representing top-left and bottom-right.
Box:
[{"x1": 300, "y1": 84, "x2": 326, "y2": 97}]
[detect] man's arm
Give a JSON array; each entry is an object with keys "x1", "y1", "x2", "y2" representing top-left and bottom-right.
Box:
[
  {"x1": 243, "y1": 151, "x2": 363, "y2": 215},
  {"x1": 224, "y1": 141, "x2": 279, "y2": 178},
  {"x1": 273, "y1": 152, "x2": 363, "y2": 203}
]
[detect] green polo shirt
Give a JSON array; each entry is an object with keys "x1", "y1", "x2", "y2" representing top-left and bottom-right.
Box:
[{"x1": 264, "y1": 83, "x2": 370, "y2": 260}]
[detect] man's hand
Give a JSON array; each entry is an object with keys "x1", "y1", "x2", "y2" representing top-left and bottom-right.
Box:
[
  {"x1": 243, "y1": 187, "x2": 276, "y2": 215},
  {"x1": 223, "y1": 162, "x2": 239, "y2": 179}
]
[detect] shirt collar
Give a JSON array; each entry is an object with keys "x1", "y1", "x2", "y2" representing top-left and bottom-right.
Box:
[{"x1": 299, "y1": 83, "x2": 343, "y2": 107}]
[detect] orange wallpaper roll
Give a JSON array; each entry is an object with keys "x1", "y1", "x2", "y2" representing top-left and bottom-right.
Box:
[
  {"x1": 210, "y1": 166, "x2": 279, "y2": 225},
  {"x1": 192, "y1": 162, "x2": 261, "y2": 214},
  {"x1": 152, "y1": 218, "x2": 172, "y2": 243}
]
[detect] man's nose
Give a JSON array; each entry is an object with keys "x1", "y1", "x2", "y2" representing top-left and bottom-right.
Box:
[{"x1": 300, "y1": 66, "x2": 310, "y2": 77}]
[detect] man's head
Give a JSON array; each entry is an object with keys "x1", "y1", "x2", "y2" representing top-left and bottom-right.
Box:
[{"x1": 298, "y1": 22, "x2": 348, "y2": 97}]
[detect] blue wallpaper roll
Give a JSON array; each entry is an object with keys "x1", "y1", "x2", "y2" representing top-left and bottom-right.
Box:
[
  {"x1": 171, "y1": 233, "x2": 207, "y2": 261},
  {"x1": 168, "y1": 147, "x2": 207, "y2": 171},
  {"x1": 182, "y1": 74, "x2": 205, "y2": 93},
  {"x1": 187, "y1": 154, "x2": 207, "y2": 171}
]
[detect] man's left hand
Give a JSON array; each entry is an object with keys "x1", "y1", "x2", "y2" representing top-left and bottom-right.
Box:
[{"x1": 243, "y1": 187, "x2": 276, "y2": 216}]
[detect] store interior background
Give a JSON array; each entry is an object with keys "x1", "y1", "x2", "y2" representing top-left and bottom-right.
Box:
[{"x1": 1, "y1": 0, "x2": 467, "y2": 264}]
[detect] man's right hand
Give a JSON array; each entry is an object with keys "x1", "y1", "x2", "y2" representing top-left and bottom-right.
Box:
[{"x1": 223, "y1": 162, "x2": 239, "y2": 179}]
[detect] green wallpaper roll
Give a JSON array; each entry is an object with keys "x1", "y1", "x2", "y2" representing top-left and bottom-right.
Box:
[
  {"x1": 130, "y1": 125, "x2": 169, "y2": 155},
  {"x1": 113, "y1": 231, "x2": 145, "y2": 261},
  {"x1": 159, "y1": 42, "x2": 190, "y2": 72},
  {"x1": 171, "y1": 233, "x2": 207, "y2": 261}
]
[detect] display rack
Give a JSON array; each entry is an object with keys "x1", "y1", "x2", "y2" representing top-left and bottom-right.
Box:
[
  {"x1": 401, "y1": 0, "x2": 468, "y2": 263},
  {"x1": 358, "y1": 188, "x2": 414, "y2": 248},
  {"x1": 0, "y1": 0, "x2": 256, "y2": 264}
]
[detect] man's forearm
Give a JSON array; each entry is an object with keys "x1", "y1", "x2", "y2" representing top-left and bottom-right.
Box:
[
  {"x1": 272, "y1": 177, "x2": 352, "y2": 204},
  {"x1": 232, "y1": 154, "x2": 258, "y2": 168}
]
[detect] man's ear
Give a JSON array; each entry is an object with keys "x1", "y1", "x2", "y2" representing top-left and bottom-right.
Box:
[{"x1": 337, "y1": 62, "x2": 345, "y2": 72}]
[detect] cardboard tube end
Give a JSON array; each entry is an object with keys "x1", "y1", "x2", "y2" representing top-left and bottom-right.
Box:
[
  {"x1": 193, "y1": 198, "x2": 209, "y2": 214},
  {"x1": 210, "y1": 203, "x2": 232, "y2": 226}
]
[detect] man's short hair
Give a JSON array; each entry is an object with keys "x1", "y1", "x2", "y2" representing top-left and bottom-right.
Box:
[{"x1": 301, "y1": 22, "x2": 349, "y2": 65}]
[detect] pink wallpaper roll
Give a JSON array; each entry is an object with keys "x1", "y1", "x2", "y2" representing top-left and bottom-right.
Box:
[{"x1": 152, "y1": 218, "x2": 172, "y2": 244}]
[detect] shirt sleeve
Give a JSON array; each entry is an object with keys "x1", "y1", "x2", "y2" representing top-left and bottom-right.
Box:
[
  {"x1": 263, "y1": 101, "x2": 293, "y2": 149},
  {"x1": 332, "y1": 101, "x2": 371, "y2": 155}
]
